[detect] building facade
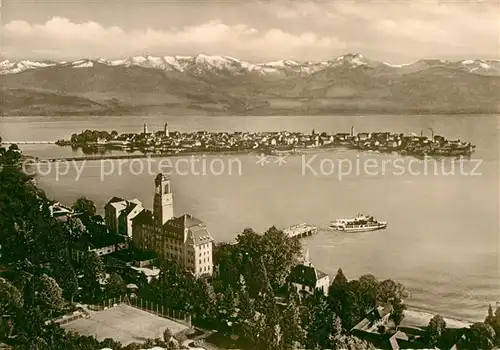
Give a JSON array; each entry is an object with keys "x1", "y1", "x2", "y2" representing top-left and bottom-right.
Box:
[
  {"x1": 289, "y1": 252, "x2": 330, "y2": 297},
  {"x1": 132, "y1": 173, "x2": 214, "y2": 277},
  {"x1": 105, "y1": 197, "x2": 144, "y2": 238}
]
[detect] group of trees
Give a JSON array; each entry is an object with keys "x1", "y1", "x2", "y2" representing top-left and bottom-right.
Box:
[
  {"x1": 133, "y1": 227, "x2": 411, "y2": 349},
  {"x1": 69, "y1": 129, "x2": 119, "y2": 144},
  {"x1": 422, "y1": 310, "x2": 499, "y2": 350},
  {"x1": 0, "y1": 143, "x2": 130, "y2": 348}
]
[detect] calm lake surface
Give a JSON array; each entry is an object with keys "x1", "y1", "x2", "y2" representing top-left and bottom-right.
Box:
[{"x1": 1, "y1": 114, "x2": 499, "y2": 321}]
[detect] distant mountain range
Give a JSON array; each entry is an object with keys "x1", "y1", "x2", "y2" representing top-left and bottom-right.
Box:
[{"x1": 1, "y1": 53, "x2": 499, "y2": 116}]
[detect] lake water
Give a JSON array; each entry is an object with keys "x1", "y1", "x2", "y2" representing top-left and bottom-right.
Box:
[{"x1": 1, "y1": 114, "x2": 498, "y2": 321}]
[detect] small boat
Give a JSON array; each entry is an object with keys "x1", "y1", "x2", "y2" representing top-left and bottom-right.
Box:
[{"x1": 329, "y1": 213, "x2": 387, "y2": 232}]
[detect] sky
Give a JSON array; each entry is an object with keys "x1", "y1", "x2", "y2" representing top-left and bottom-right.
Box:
[{"x1": 1, "y1": 0, "x2": 499, "y2": 64}]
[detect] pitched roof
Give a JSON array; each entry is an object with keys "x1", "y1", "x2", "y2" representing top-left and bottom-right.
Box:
[
  {"x1": 119, "y1": 202, "x2": 138, "y2": 220},
  {"x1": 166, "y1": 213, "x2": 204, "y2": 229},
  {"x1": 110, "y1": 201, "x2": 128, "y2": 211},
  {"x1": 188, "y1": 225, "x2": 214, "y2": 245},
  {"x1": 106, "y1": 196, "x2": 125, "y2": 207},
  {"x1": 289, "y1": 264, "x2": 319, "y2": 288},
  {"x1": 164, "y1": 214, "x2": 214, "y2": 245},
  {"x1": 131, "y1": 209, "x2": 153, "y2": 226}
]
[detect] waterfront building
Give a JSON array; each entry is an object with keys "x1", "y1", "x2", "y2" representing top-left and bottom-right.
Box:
[
  {"x1": 288, "y1": 250, "x2": 329, "y2": 296},
  {"x1": 105, "y1": 197, "x2": 144, "y2": 238},
  {"x1": 131, "y1": 173, "x2": 214, "y2": 277}
]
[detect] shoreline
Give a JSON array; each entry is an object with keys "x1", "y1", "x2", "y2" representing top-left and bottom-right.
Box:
[
  {"x1": 404, "y1": 307, "x2": 474, "y2": 329},
  {"x1": 26, "y1": 144, "x2": 475, "y2": 163},
  {"x1": 2, "y1": 110, "x2": 499, "y2": 118}
]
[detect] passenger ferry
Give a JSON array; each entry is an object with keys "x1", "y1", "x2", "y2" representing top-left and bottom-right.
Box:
[{"x1": 329, "y1": 213, "x2": 387, "y2": 232}]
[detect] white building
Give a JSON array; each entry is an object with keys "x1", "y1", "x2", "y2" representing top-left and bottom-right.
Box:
[
  {"x1": 289, "y1": 250, "x2": 330, "y2": 296},
  {"x1": 132, "y1": 174, "x2": 214, "y2": 277},
  {"x1": 105, "y1": 197, "x2": 144, "y2": 238}
]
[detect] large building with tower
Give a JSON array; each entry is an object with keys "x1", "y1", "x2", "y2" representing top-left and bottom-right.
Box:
[{"x1": 128, "y1": 173, "x2": 214, "y2": 277}]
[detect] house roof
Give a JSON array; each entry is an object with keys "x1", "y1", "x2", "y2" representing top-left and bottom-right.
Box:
[
  {"x1": 166, "y1": 214, "x2": 203, "y2": 229},
  {"x1": 105, "y1": 196, "x2": 125, "y2": 207},
  {"x1": 289, "y1": 264, "x2": 321, "y2": 289},
  {"x1": 164, "y1": 214, "x2": 214, "y2": 245},
  {"x1": 111, "y1": 201, "x2": 128, "y2": 211},
  {"x1": 119, "y1": 202, "x2": 138, "y2": 221},
  {"x1": 132, "y1": 209, "x2": 154, "y2": 226},
  {"x1": 188, "y1": 225, "x2": 214, "y2": 245},
  {"x1": 72, "y1": 233, "x2": 126, "y2": 250}
]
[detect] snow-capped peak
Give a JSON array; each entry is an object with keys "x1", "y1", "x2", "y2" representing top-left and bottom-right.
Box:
[
  {"x1": 0, "y1": 59, "x2": 56, "y2": 74},
  {"x1": 1, "y1": 54, "x2": 499, "y2": 76},
  {"x1": 262, "y1": 60, "x2": 299, "y2": 67}
]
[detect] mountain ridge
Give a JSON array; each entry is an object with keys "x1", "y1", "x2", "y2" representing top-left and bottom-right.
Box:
[
  {"x1": 1, "y1": 53, "x2": 499, "y2": 116},
  {"x1": 2, "y1": 53, "x2": 500, "y2": 76}
]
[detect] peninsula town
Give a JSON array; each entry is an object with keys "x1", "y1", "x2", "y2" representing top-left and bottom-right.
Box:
[{"x1": 55, "y1": 122, "x2": 475, "y2": 159}]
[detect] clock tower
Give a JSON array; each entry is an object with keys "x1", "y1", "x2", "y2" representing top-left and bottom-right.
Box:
[{"x1": 153, "y1": 173, "x2": 173, "y2": 227}]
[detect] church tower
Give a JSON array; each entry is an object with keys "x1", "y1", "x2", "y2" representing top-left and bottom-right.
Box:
[
  {"x1": 164, "y1": 122, "x2": 169, "y2": 137},
  {"x1": 153, "y1": 173, "x2": 173, "y2": 227}
]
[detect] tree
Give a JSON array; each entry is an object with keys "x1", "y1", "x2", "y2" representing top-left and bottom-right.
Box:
[
  {"x1": 213, "y1": 243, "x2": 240, "y2": 288},
  {"x1": 163, "y1": 328, "x2": 173, "y2": 342},
  {"x1": 281, "y1": 291, "x2": 306, "y2": 347},
  {"x1": 15, "y1": 306, "x2": 46, "y2": 339},
  {"x1": 36, "y1": 274, "x2": 64, "y2": 311},
  {"x1": 462, "y1": 322, "x2": 496, "y2": 350},
  {"x1": 426, "y1": 315, "x2": 446, "y2": 347},
  {"x1": 260, "y1": 226, "x2": 302, "y2": 289},
  {"x1": 377, "y1": 279, "x2": 409, "y2": 304},
  {"x1": 262, "y1": 322, "x2": 285, "y2": 350},
  {"x1": 331, "y1": 335, "x2": 374, "y2": 350},
  {"x1": 377, "y1": 279, "x2": 409, "y2": 326},
  {"x1": 485, "y1": 305, "x2": 500, "y2": 342},
  {"x1": 236, "y1": 228, "x2": 262, "y2": 259},
  {"x1": 305, "y1": 292, "x2": 332, "y2": 349},
  {"x1": 220, "y1": 284, "x2": 238, "y2": 315},
  {"x1": 332, "y1": 315, "x2": 343, "y2": 337},
  {"x1": 332, "y1": 268, "x2": 348, "y2": 287},
  {"x1": 72, "y1": 197, "x2": 97, "y2": 223},
  {"x1": 0, "y1": 278, "x2": 23, "y2": 315},
  {"x1": 254, "y1": 256, "x2": 273, "y2": 297},
  {"x1": 81, "y1": 251, "x2": 105, "y2": 301},
  {"x1": 54, "y1": 260, "x2": 79, "y2": 303},
  {"x1": 390, "y1": 299, "x2": 406, "y2": 326},
  {"x1": 194, "y1": 277, "x2": 218, "y2": 326},
  {"x1": 166, "y1": 336, "x2": 180, "y2": 350},
  {"x1": 105, "y1": 272, "x2": 126, "y2": 299},
  {"x1": 238, "y1": 288, "x2": 255, "y2": 325},
  {"x1": 358, "y1": 274, "x2": 378, "y2": 312}
]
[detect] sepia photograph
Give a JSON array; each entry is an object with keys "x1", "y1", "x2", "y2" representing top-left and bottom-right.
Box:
[{"x1": 0, "y1": 0, "x2": 498, "y2": 349}]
